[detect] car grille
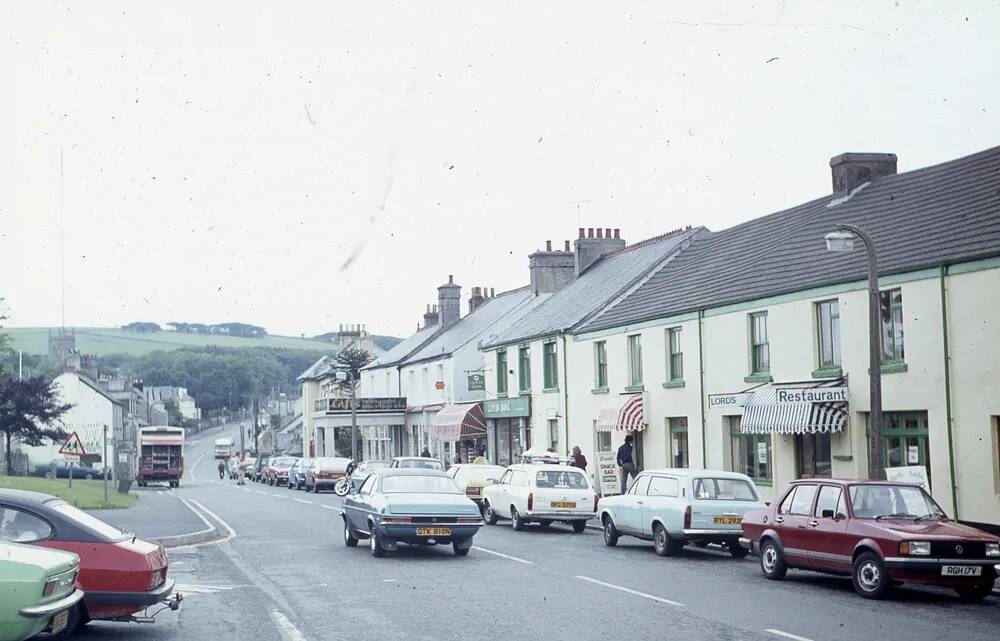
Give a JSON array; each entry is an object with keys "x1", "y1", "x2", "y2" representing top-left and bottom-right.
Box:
[{"x1": 930, "y1": 541, "x2": 988, "y2": 559}]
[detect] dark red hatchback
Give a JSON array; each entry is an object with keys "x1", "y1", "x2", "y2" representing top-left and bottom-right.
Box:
[{"x1": 741, "y1": 479, "x2": 999, "y2": 602}]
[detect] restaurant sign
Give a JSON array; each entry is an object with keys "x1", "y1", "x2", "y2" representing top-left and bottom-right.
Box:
[
  {"x1": 483, "y1": 395, "x2": 530, "y2": 418},
  {"x1": 319, "y1": 397, "x2": 407, "y2": 413},
  {"x1": 775, "y1": 387, "x2": 848, "y2": 404}
]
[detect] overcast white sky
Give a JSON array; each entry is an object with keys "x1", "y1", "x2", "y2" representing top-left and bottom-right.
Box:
[{"x1": 3, "y1": 1, "x2": 998, "y2": 338}]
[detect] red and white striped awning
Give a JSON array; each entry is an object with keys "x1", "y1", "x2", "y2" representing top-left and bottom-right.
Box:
[
  {"x1": 596, "y1": 393, "x2": 645, "y2": 432},
  {"x1": 430, "y1": 402, "x2": 487, "y2": 441}
]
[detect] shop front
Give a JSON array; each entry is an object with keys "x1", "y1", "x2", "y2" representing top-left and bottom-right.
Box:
[
  {"x1": 430, "y1": 402, "x2": 487, "y2": 464},
  {"x1": 594, "y1": 392, "x2": 646, "y2": 495},
  {"x1": 312, "y1": 396, "x2": 406, "y2": 460},
  {"x1": 484, "y1": 396, "x2": 531, "y2": 467}
]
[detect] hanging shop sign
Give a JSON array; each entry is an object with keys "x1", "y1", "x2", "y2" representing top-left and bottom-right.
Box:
[{"x1": 467, "y1": 373, "x2": 485, "y2": 391}]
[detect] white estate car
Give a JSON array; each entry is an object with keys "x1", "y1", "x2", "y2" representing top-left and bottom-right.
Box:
[
  {"x1": 482, "y1": 463, "x2": 598, "y2": 533},
  {"x1": 598, "y1": 468, "x2": 765, "y2": 557}
]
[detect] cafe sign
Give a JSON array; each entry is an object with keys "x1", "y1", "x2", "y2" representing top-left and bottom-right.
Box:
[
  {"x1": 319, "y1": 397, "x2": 407, "y2": 413},
  {"x1": 483, "y1": 395, "x2": 530, "y2": 419}
]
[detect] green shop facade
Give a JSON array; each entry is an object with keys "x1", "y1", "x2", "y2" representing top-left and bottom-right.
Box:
[{"x1": 484, "y1": 396, "x2": 531, "y2": 466}]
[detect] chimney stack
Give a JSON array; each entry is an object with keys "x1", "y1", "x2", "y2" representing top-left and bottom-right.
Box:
[
  {"x1": 423, "y1": 303, "x2": 439, "y2": 328},
  {"x1": 469, "y1": 286, "x2": 486, "y2": 314},
  {"x1": 574, "y1": 226, "x2": 626, "y2": 276},
  {"x1": 830, "y1": 153, "x2": 897, "y2": 194},
  {"x1": 528, "y1": 238, "x2": 575, "y2": 295},
  {"x1": 438, "y1": 276, "x2": 462, "y2": 329}
]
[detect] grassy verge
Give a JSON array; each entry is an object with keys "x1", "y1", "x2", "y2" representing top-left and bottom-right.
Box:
[{"x1": 0, "y1": 476, "x2": 138, "y2": 509}]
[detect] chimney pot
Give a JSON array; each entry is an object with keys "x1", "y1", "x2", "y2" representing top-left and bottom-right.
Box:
[
  {"x1": 448, "y1": 274, "x2": 453, "y2": 284},
  {"x1": 587, "y1": 227, "x2": 594, "y2": 238},
  {"x1": 564, "y1": 240, "x2": 570, "y2": 252},
  {"x1": 614, "y1": 228, "x2": 620, "y2": 239},
  {"x1": 578, "y1": 227, "x2": 585, "y2": 238},
  {"x1": 490, "y1": 287, "x2": 495, "y2": 297},
  {"x1": 605, "y1": 227, "x2": 612, "y2": 238},
  {"x1": 546, "y1": 240, "x2": 552, "y2": 251},
  {"x1": 596, "y1": 228, "x2": 603, "y2": 239}
]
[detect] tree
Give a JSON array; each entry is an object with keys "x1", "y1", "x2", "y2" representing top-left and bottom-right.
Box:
[
  {"x1": 0, "y1": 377, "x2": 72, "y2": 475},
  {"x1": 0, "y1": 299, "x2": 11, "y2": 378},
  {"x1": 163, "y1": 399, "x2": 184, "y2": 426},
  {"x1": 334, "y1": 348, "x2": 373, "y2": 393}
]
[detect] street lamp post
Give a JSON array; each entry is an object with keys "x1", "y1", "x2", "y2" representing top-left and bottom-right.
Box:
[
  {"x1": 825, "y1": 224, "x2": 884, "y2": 480},
  {"x1": 337, "y1": 368, "x2": 360, "y2": 462}
]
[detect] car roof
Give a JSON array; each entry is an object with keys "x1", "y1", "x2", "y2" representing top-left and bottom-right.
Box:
[
  {"x1": 508, "y1": 463, "x2": 585, "y2": 471},
  {"x1": 788, "y1": 478, "x2": 922, "y2": 487},
  {"x1": 378, "y1": 468, "x2": 450, "y2": 478},
  {"x1": 0, "y1": 489, "x2": 61, "y2": 507},
  {"x1": 640, "y1": 468, "x2": 752, "y2": 480},
  {"x1": 393, "y1": 456, "x2": 438, "y2": 461}
]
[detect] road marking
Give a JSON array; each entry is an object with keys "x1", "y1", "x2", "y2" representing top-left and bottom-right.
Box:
[
  {"x1": 293, "y1": 498, "x2": 313, "y2": 505},
  {"x1": 255, "y1": 490, "x2": 268, "y2": 495},
  {"x1": 270, "y1": 493, "x2": 286, "y2": 498},
  {"x1": 471, "y1": 546, "x2": 534, "y2": 565},
  {"x1": 320, "y1": 505, "x2": 339, "y2": 511},
  {"x1": 270, "y1": 609, "x2": 308, "y2": 641},
  {"x1": 179, "y1": 498, "x2": 216, "y2": 532},
  {"x1": 174, "y1": 582, "x2": 237, "y2": 594},
  {"x1": 766, "y1": 631, "x2": 815, "y2": 641},
  {"x1": 575, "y1": 575, "x2": 683, "y2": 606}
]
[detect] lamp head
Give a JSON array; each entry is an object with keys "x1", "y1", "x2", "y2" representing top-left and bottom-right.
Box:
[{"x1": 825, "y1": 230, "x2": 855, "y2": 252}]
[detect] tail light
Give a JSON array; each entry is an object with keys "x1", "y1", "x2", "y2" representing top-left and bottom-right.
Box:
[
  {"x1": 527, "y1": 493, "x2": 534, "y2": 510},
  {"x1": 684, "y1": 505, "x2": 692, "y2": 529},
  {"x1": 43, "y1": 569, "x2": 77, "y2": 597},
  {"x1": 42, "y1": 579, "x2": 58, "y2": 597},
  {"x1": 148, "y1": 568, "x2": 166, "y2": 590},
  {"x1": 381, "y1": 516, "x2": 412, "y2": 524},
  {"x1": 593, "y1": 495, "x2": 599, "y2": 512},
  {"x1": 466, "y1": 486, "x2": 481, "y2": 496}
]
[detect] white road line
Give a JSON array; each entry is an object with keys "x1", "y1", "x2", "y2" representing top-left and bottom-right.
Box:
[
  {"x1": 471, "y1": 546, "x2": 534, "y2": 565},
  {"x1": 270, "y1": 609, "x2": 308, "y2": 641},
  {"x1": 189, "y1": 499, "x2": 236, "y2": 542},
  {"x1": 269, "y1": 493, "x2": 286, "y2": 499},
  {"x1": 575, "y1": 575, "x2": 683, "y2": 607},
  {"x1": 179, "y1": 498, "x2": 215, "y2": 532},
  {"x1": 320, "y1": 505, "x2": 339, "y2": 511},
  {"x1": 293, "y1": 498, "x2": 313, "y2": 505},
  {"x1": 766, "y1": 630, "x2": 815, "y2": 641},
  {"x1": 255, "y1": 491, "x2": 268, "y2": 495}
]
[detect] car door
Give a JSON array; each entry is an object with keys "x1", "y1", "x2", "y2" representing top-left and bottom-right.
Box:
[
  {"x1": 618, "y1": 475, "x2": 650, "y2": 534},
  {"x1": 347, "y1": 475, "x2": 378, "y2": 532},
  {"x1": 807, "y1": 485, "x2": 851, "y2": 571},
  {"x1": 508, "y1": 470, "x2": 529, "y2": 515},
  {"x1": 489, "y1": 469, "x2": 513, "y2": 516},
  {"x1": 777, "y1": 483, "x2": 819, "y2": 567},
  {"x1": 642, "y1": 475, "x2": 680, "y2": 537}
]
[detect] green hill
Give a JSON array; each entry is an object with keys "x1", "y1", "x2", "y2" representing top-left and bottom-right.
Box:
[{"x1": 7, "y1": 327, "x2": 400, "y2": 357}]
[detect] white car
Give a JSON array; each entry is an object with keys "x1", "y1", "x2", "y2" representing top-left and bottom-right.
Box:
[
  {"x1": 446, "y1": 464, "x2": 506, "y2": 506},
  {"x1": 481, "y1": 463, "x2": 598, "y2": 533}
]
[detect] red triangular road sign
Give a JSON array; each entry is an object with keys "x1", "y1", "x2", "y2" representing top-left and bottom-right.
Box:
[{"x1": 58, "y1": 432, "x2": 87, "y2": 457}]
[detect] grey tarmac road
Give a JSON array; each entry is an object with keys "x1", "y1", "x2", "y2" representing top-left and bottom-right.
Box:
[{"x1": 72, "y1": 423, "x2": 1000, "y2": 641}]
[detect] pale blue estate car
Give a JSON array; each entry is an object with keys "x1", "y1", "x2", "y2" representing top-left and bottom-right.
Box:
[
  {"x1": 598, "y1": 468, "x2": 765, "y2": 558},
  {"x1": 340, "y1": 469, "x2": 484, "y2": 557}
]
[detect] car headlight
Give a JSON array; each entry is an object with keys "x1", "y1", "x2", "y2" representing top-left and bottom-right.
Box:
[
  {"x1": 987, "y1": 543, "x2": 1000, "y2": 557},
  {"x1": 899, "y1": 541, "x2": 931, "y2": 556}
]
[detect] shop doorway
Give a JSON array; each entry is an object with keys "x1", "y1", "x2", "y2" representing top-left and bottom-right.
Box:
[
  {"x1": 795, "y1": 432, "x2": 832, "y2": 478},
  {"x1": 882, "y1": 411, "x2": 930, "y2": 487}
]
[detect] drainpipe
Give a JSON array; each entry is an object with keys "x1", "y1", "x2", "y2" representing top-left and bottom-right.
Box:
[
  {"x1": 561, "y1": 333, "x2": 570, "y2": 456},
  {"x1": 698, "y1": 310, "x2": 707, "y2": 468},
  {"x1": 939, "y1": 265, "x2": 959, "y2": 519}
]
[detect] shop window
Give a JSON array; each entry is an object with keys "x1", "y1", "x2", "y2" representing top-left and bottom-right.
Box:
[
  {"x1": 882, "y1": 411, "x2": 929, "y2": 487},
  {"x1": 594, "y1": 341, "x2": 608, "y2": 389},
  {"x1": 666, "y1": 327, "x2": 683, "y2": 382},
  {"x1": 627, "y1": 334, "x2": 643, "y2": 388},
  {"x1": 815, "y1": 299, "x2": 841, "y2": 369},
  {"x1": 543, "y1": 341, "x2": 559, "y2": 390},
  {"x1": 667, "y1": 417, "x2": 689, "y2": 468},
  {"x1": 547, "y1": 419, "x2": 559, "y2": 451},
  {"x1": 728, "y1": 415, "x2": 771, "y2": 483},
  {"x1": 518, "y1": 346, "x2": 531, "y2": 392},
  {"x1": 796, "y1": 432, "x2": 832, "y2": 478},
  {"x1": 496, "y1": 350, "x2": 508, "y2": 396},
  {"x1": 749, "y1": 312, "x2": 770, "y2": 375},
  {"x1": 596, "y1": 423, "x2": 612, "y2": 452},
  {"x1": 879, "y1": 288, "x2": 905, "y2": 363}
]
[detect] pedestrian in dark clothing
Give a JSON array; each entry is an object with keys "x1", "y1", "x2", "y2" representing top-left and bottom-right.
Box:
[
  {"x1": 616, "y1": 435, "x2": 638, "y2": 493},
  {"x1": 420, "y1": 447, "x2": 432, "y2": 458},
  {"x1": 571, "y1": 446, "x2": 587, "y2": 470}
]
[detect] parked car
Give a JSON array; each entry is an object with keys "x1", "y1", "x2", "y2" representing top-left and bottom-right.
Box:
[
  {"x1": 446, "y1": 464, "x2": 506, "y2": 508},
  {"x1": 0, "y1": 489, "x2": 180, "y2": 635},
  {"x1": 0, "y1": 541, "x2": 83, "y2": 641},
  {"x1": 34, "y1": 460, "x2": 106, "y2": 481},
  {"x1": 304, "y1": 457, "x2": 351, "y2": 492},
  {"x1": 390, "y1": 457, "x2": 444, "y2": 471},
  {"x1": 741, "y1": 479, "x2": 1000, "y2": 602},
  {"x1": 599, "y1": 469, "x2": 764, "y2": 557},
  {"x1": 346, "y1": 460, "x2": 390, "y2": 493},
  {"x1": 340, "y1": 468, "x2": 483, "y2": 557},
  {"x1": 251, "y1": 456, "x2": 271, "y2": 482},
  {"x1": 481, "y1": 463, "x2": 598, "y2": 532},
  {"x1": 263, "y1": 457, "x2": 299, "y2": 486},
  {"x1": 288, "y1": 458, "x2": 314, "y2": 490}
]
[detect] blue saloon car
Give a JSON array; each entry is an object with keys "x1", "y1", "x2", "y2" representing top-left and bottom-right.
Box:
[{"x1": 340, "y1": 469, "x2": 483, "y2": 557}]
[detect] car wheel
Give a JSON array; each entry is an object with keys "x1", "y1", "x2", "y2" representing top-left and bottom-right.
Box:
[
  {"x1": 510, "y1": 507, "x2": 525, "y2": 531},
  {"x1": 84, "y1": 473, "x2": 94, "y2": 481},
  {"x1": 954, "y1": 583, "x2": 993, "y2": 603},
  {"x1": 571, "y1": 520, "x2": 587, "y2": 533},
  {"x1": 852, "y1": 551, "x2": 892, "y2": 599},
  {"x1": 453, "y1": 542, "x2": 471, "y2": 556},
  {"x1": 369, "y1": 529, "x2": 387, "y2": 557},
  {"x1": 729, "y1": 542, "x2": 749, "y2": 559},
  {"x1": 483, "y1": 501, "x2": 498, "y2": 525},
  {"x1": 538, "y1": 520, "x2": 552, "y2": 529},
  {"x1": 653, "y1": 524, "x2": 676, "y2": 557},
  {"x1": 343, "y1": 520, "x2": 359, "y2": 547},
  {"x1": 602, "y1": 516, "x2": 619, "y2": 547},
  {"x1": 760, "y1": 539, "x2": 787, "y2": 580},
  {"x1": 45, "y1": 470, "x2": 55, "y2": 479}
]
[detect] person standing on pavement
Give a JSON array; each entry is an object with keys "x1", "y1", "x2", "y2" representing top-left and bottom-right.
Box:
[
  {"x1": 420, "y1": 447, "x2": 432, "y2": 458},
  {"x1": 616, "y1": 435, "x2": 638, "y2": 493},
  {"x1": 236, "y1": 455, "x2": 246, "y2": 485},
  {"x1": 570, "y1": 446, "x2": 587, "y2": 470},
  {"x1": 472, "y1": 447, "x2": 489, "y2": 464}
]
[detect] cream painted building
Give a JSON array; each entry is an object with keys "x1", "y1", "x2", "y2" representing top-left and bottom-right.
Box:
[{"x1": 566, "y1": 148, "x2": 1000, "y2": 529}]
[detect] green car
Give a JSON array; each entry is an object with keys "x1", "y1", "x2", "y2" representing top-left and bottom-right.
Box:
[{"x1": 0, "y1": 541, "x2": 84, "y2": 641}]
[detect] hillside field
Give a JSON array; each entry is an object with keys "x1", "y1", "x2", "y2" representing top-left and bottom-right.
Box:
[{"x1": 7, "y1": 327, "x2": 350, "y2": 356}]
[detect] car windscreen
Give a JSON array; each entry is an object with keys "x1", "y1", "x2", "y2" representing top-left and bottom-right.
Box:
[
  {"x1": 50, "y1": 501, "x2": 130, "y2": 541},
  {"x1": 456, "y1": 466, "x2": 504, "y2": 484},
  {"x1": 315, "y1": 458, "x2": 349, "y2": 470},
  {"x1": 693, "y1": 478, "x2": 758, "y2": 501},
  {"x1": 272, "y1": 457, "x2": 297, "y2": 467},
  {"x1": 534, "y1": 470, "x2": 588, "y2": 489},
  {"x1": 397, "y1": 459, "x2": 443, "y2": 470},
  {"x1": 849, "y1": 484, "x2": 947, "y2": 519},
  {"x1": 382, "y1": 475, "x2": 460, "y2": 493}
]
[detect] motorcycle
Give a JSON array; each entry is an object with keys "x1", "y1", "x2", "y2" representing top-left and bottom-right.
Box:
[{"x1": 333, "y1": 461, "x2": 356, "y2": 497}]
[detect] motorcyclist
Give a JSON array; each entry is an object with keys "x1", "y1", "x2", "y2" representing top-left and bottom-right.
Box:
[{"x1": 218, "y1": 460, "x2": 225, "y2": 480}]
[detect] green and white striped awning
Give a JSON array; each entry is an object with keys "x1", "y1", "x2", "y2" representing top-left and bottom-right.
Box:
[{"x1": 740, "y1": 381, "x2": 848, "y2": 434}]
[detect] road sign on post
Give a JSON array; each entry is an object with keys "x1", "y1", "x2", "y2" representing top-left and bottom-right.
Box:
[{"x1": 58, "y1": 432, "x2": 87, "y2": 458}]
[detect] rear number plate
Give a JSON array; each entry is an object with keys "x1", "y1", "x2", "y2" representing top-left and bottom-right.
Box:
[
  {"x1": 941, "y1": 565, "x2": 982, "y2": 576},
  {"x1": 551, "y1": 501, "x2": 576, "y2": 509},
  {"x1": 51, "y1": 610, "x2": 69, "y2": 634},
  {"x1": 713, "y1": 516, "x2": 742, "y2": 525},
  {"x1": 416, "y1": 527, "x2": 451, "y2": 536}
]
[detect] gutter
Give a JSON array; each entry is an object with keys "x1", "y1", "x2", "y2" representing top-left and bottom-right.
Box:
[
  {"x1": 698, "y1": 309, "x2": 707, "y2": 467},
  {"x1": 939, "y1": 265, "x2": 959, "y2": 519},
  {"x1": 561, "y1": 332, "x2": 570, "y2": 453}
]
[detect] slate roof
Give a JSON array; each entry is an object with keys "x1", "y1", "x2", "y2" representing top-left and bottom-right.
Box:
[
  {"x1": 362, "y1": 325, "x2": 440, "y2": 370},
  {"x1": 482, "y1": 227, "x2": 704, "y2": 348},
  {"x1": 581, "y1": 145, "x2": 1000, "y2": 333},
  {"x1": 297, "y1": 355, "x2": 337, "y2": 382}
]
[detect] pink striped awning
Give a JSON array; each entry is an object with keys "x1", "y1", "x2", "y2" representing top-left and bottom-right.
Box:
[
  {"x1": 595, "y1": 393, "x2": 646, "y2": 432},
  {"x1": 430, "y1": 402, "x2": 487, "y2": 442}
]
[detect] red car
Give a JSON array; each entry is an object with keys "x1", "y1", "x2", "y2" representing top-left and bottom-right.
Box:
[
  {"x1": 741, "y1": 479, "x2": 999, "y2": 602},
  {"x1": 263, "y1": 456, "x2": 298, "y2": 486},
  {"x1": 0, "y1": 489, "x2": 181, "y2": 634}
]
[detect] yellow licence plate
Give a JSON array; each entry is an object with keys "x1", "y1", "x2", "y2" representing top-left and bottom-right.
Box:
[
  {"x1": 416, "y1": 527, "x2": 451, "y2": 536},
  {"x1": 713, "y1": 516, "x2": 742, "y2": 525},
  {"x1": 551, "y1": 501, "x2": 576, "y2": 509},
  {"x1": 51, "y1": 610, "x2": 69, "y2": 634}
]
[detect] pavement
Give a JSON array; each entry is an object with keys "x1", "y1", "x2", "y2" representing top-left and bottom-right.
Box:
[{"x1": 69, "y1": 421, "x2": 1000, "y2": 641}]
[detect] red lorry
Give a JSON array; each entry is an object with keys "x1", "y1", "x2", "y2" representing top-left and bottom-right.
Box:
[{"x1": 136, "y1": 426, "x2": 185, "y2": 487}]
